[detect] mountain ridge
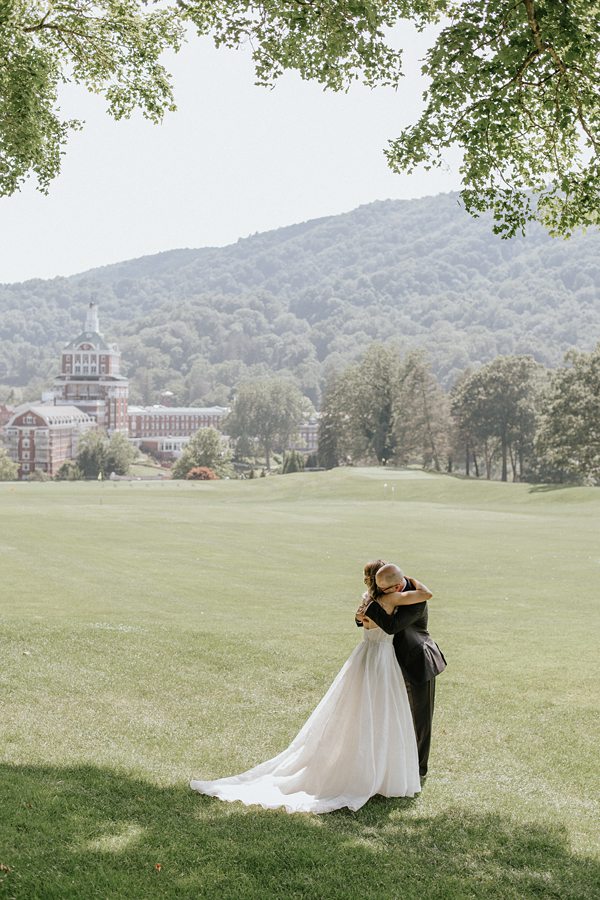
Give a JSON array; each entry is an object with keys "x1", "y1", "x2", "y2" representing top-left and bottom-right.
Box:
[{"x1": 1, "y1": 192, "x2": 598, "y2": 404}]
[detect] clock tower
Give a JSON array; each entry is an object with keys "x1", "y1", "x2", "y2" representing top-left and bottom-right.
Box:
[{"x1": 53, "y1": 303, "x2": 129, "y2": 433}]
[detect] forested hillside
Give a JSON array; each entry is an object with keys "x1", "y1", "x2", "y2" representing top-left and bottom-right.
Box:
[{"x1": 1, "y1": 192, "x2": 598, "y2": 406}]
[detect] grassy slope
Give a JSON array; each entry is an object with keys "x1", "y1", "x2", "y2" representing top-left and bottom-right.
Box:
[{"x1": 0, "y1": 470, "x2": 598, "y2": 899}]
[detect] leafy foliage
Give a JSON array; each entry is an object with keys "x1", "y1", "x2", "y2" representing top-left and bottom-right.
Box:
[
  {"x1": 319, "y1": 345, "x2": 452, "y2": 470},
  {"x1": 185, "y1": 0, "x2": 599, "y2": 235},
  {"x1": 171, "y1": 427, "x2": 231, "y2": 479},
  {"x1": 75, "y1": 429, "x2": 136, "y2": 478},
  {"x1": 0, "y1": 444, "x2": 18, "y2": 480},
  {"x1": 226, "y1": 376, "x2": 309, "y2": 468},
  {"x1": 451, "y1": 356, "x2": 545, "y2": 481},
  {"x1": 0, "y1": 1, "x2": 183, "y2": 195},
  {"x1": 55, "y1": 459, "x2": 84, "y2": 481},
  {"x1": 395, "y1": 351, "x2": 452, "y2": 472},
  {"x1": 535, "y1": 345, "x2": 600, "y2": 483},
  {"x1": 319, "y1": 343, "x2": 600, "y2": 484},
  {"x1": 386, "y1": 0, "x2": 600, "y2": 236},
  {"x1": 1, "y1": 3, "x2": 597, "y2": 234},
  {"x1": 345, "y1": 343, "x2": 401, "y2": 465},
  {"x1": 317, "y1": 373, "x2": 350, "y2": 469}
]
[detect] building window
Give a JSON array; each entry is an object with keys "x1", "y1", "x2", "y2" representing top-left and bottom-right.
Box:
[{"x1": 23, "y1": 463, "x2": 29, "y2": 471}]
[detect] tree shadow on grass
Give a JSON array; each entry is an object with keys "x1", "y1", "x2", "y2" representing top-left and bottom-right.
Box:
[
  {"x1": 527, "y1": 483, "x2": 582, "y2": 494},
  {"x1": 1, "y1": 764, "x2": 597, "y2": 900}
]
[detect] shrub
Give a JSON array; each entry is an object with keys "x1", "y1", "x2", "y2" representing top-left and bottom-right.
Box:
[
  {"x1": 27, "y1": 469, "x2": 50, "y2": 482},
  {"x1": 55, "y1": 460, "x2": 83, "y2": 481},
  {"x1": 185, "y1": 466, "x2": 219, "y2": 480}
]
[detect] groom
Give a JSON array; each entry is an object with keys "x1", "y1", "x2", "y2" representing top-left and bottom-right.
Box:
[{"x1": 357, "y1": 563, "x2": 446, "y2": 779}]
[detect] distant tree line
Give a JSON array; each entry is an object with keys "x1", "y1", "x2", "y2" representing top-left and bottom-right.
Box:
[
  {"x1": 318, "y1": 343, "x2": 600, "y2": 486},
  {"x1": 2, "y1": 347, "x2": 597, "y2": 486}
]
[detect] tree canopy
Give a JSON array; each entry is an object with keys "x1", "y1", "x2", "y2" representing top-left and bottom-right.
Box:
[
  {"x1": 75, "y1": 428, "x2": 136, "y2": 478},
  {"x1": 535, "y1": 345, "x2": 600, "y2": 483},
  {"x1": 171, "y1": 426, "x2": 232, "y2": 478},
  {"x1": 0, "y1": 0, "x2": 182, "y2": 195},
  {"x1": 0, "y1": 443, "x2": 18, "y2": 480},
  {"x1": 226, "y1": 376, "x2": 309, "y2": 468},
  {"x1": 2, "y1": 2, "x2": 598, "y2": 236},
  {"x1": 318, "y1": 342, "x2": 600, "y2": 485}
]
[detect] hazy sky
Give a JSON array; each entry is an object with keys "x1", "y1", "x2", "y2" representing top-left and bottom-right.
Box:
[{"x1": 0, "y1": 27, "x2": 461, "y2": 285}]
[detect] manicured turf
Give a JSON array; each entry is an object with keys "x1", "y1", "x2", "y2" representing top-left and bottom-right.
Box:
[{"x1": 1, "y1": 469, "x2": 598, "y2": 898}]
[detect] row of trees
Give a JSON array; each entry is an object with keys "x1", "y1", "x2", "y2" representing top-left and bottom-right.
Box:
[
  {"x1": 318, "y1": 344, "x2": 600, "y2": 485},
  {"x1": 1, "y1": 346, "x2": 597, "y2": 484},
  {"x1": 171, "y1": 344, "x2": 599, "y2": 485}
]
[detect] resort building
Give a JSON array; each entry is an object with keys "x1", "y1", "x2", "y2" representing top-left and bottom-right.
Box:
[
  {"x1": 293, "y1": 421, "x2": 319, "y2": 454},
  {"x1": 128, "y1": 405, "x2": 230, "y2": 460},
  {"x1": 128, "y1": 405, "x2": 228, "y2": 439},
  {"x1": 0, "y1": 304, "x2": 319, "y2": 474},
  {"x1": 51, "y1": 303, "x2": 129, "y2": 433},
  {"x1": 3, "y1": 404, "x2": 96, "y2": 479}
]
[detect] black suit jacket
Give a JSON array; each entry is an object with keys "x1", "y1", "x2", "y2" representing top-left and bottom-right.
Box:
[{"x1": 363, "y1": 579, "x2": 447, "y2": 685}]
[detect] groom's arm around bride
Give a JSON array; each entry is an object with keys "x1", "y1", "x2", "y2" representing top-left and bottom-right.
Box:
[{"x1": 360, "y1": 563, "x2": 447, "y2": 779}]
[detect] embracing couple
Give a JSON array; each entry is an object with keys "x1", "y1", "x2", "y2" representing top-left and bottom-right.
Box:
[{"x1": 191, "y1": 560, "x2": 446, "y2": 813}]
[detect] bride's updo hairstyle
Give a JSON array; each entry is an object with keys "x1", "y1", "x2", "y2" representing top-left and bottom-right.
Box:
[{"x1": 363, "y1": 559, "x2": 387, "y2": 601}]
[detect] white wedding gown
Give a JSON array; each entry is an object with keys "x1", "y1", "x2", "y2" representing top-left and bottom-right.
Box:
[{"x1": 190, "y1": 626, "x2": 421, "y2": 813}]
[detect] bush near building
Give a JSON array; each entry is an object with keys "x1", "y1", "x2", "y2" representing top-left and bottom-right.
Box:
[{"x1": 185, "y1": 467, "x2": 219, "y2": 481}]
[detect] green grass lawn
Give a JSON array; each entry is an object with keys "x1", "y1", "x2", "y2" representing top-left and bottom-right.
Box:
[{"x1": 1, "y1": 469, "x2": 598, "y2": 899}]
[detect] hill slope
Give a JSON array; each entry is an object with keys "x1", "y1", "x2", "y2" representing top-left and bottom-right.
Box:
[{"x1": 1, "y1": 192, "x2": 599, "y2": 404}]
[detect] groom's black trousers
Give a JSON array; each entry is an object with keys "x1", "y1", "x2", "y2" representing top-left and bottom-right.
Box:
[{"x1": 404, "y1": 677, "x2": 435, "y2": 778}]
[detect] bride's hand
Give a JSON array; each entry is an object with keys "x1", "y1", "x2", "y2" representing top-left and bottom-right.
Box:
[{"x1": 356, "y1": 598, "x2": 369, "y2": 616}]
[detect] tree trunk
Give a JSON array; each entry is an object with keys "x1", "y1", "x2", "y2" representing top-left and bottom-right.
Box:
[
  {"x1": 420, "y1": 384, "x2": 440, "y2": 471},
  {"x1": 508, "y1": 443, "x2": 518, "y2": 481},
  {"x1": 472, "y1": 451, "x2": 480, "y2": 478},
  {"x1": 501, "y1": 431, "x2": 508, "y2": 482},
  {"x1": 518, "y1": 446, "x2": 524, "y2": 480},
  {"x1": 465, "y1": 440, "x2": 470, "y2": 476}
]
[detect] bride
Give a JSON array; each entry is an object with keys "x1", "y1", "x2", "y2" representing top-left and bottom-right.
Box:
[{"x1": 190, "y1": 561, "x2": 428, "y2": 814}]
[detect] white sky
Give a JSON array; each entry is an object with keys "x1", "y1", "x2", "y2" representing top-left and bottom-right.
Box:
[{"x1": 0, "y1": 27, "x2": 461, "y2": 284}]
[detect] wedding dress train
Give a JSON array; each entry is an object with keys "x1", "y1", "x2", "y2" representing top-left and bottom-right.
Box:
[{"x1": 190, "y1": 626, "x2": 420, "y2": 813}]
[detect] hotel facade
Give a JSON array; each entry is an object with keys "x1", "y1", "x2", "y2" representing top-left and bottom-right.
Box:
[
  {"x1": 3, "y1": 405, "x2": 96, "y2": 479},
  {"x1": 1, "y1": 304, "x2": 318, "y2": 476}
]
